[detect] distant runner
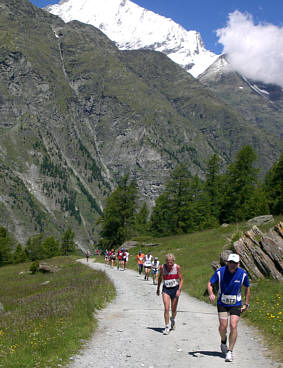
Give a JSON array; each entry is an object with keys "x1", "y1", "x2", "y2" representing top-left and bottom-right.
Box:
[
  {"x1": 109, "y1": 249, "x2": 116, "y2": 268},
  {"x1": 207, "y1": 253, "x2": 250, "y2": 362},
  {"x1": 117, "y1": 248, "x2": 124, "y2": 270},
  {"x1": 86, "y1": 250, "x2": 91, "y2": 262},
  {"x1": 151, "y1": 257, "x2": 160, "y2": 285},
  {"x1": 104, "y1": 250, "x2": 109, "y2": 266},
  {"x1": 136, "y1": 250, "x2": 145, "y2": 275},
  {"x1": 143, "y1": 251, "x2": 153, "y2": 280},
  {"x1": 123, "y1": 249, "x2": 129, "y2": 270},
  {"x1": 157, "y1": 253, "x2": 183, "y2": 335}
]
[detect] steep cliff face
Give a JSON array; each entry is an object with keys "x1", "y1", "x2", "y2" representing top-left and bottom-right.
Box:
[{"x1": 0, "y1": 0, "x2": 281, "y2": 245}]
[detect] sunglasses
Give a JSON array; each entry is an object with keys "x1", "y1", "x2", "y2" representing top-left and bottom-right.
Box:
[{"x1": 228, "y1": 260, "x2": 237, "y2": 264}]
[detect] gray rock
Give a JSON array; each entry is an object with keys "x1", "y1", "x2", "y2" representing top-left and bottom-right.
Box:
[
  {"x1": 121, "y1": 241, "x2": 139, "y2": 249},
  {"x1": 233, "y1": 224, "x2": 283, "y2": 281},
  {"x1": 38, "y1": 263, "x2": 52, "y2": 273},
  {"x1": 213, "y1": 223, "x2": 283, "y2": 281},
  {"x1": 247, "y1": 215, "x2": 274, "y2": 225}
]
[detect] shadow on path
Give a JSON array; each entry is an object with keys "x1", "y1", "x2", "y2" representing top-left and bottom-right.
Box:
[
  {"x1": 189, "y1": 351, "x2": 224, "y2": 358},
  {"x1": 147, "y1": 327, "x2": 164, "y2": 334}
]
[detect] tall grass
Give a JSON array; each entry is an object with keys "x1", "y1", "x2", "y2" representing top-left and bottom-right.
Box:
[{"x1": 0, "y1": 256, "x2": 115, "y2": 368}]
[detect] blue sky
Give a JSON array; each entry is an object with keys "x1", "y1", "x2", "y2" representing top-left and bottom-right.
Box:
[{"x1": 29, "y1": 0, "x2": 283, "y2": 54}]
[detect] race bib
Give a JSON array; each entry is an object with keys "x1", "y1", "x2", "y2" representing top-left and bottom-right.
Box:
[
  {"x1": 164, "y1": 279, "x2": 178, "y2": 288},
  {"x1": 221, "y1": 294, "x2": 237, "y2": 305},
  {"x1": 144, "y1": 261, "x2": 151, "y2": 267}
]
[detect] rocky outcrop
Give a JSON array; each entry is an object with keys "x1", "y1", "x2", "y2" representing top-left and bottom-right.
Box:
[
  {"x1": 232, "y1": 223, "x2": 283, "y2": 281},
  {"x1": 247, "y1": 215, "x2": 274, "y2": 226},
  {"x1": 212, "y1": 222, "x2": 283, "y2": 281}
]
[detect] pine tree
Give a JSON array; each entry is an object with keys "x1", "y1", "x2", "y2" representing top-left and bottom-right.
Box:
[
  {"x1": 25, "y1": 234, "x2": 45, "y2": 261},
  {"x1": 42, "y1": 236, "x2": 60, "y2": 258},
  {"x1": 150, "y1": 164, "x2": 214, "y2": 235},
  {"x1": 61, "y1": 228, "x2": 76, "y2": 255},
  {"x1": 13, "y1": 244, "x2": 28, "y2": 264},
  {"x1": 264, "y1": 153, "x2": 283, "y2": 215},
  {"x1": 99, "y1": 176, "x2": 138, "y2": 246},
  {"x1": 150, "y1": 164, "x2": 191, "y2": 235},
  {"x1": 205, "y1": 154, "x2": 223, "y2": 221},
  {"x1": 220, "y1": 146, "x2": 264, "y2": 223},
  {"x1": 135, "y1": 202, "x2": 149, "y2": 234},
  {"x1": 0, "y1": 226, "x2": 14, "y2": 266}
]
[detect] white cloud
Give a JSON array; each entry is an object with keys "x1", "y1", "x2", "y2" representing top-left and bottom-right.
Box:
[{"x1": 216, "y1": 11, "x2": 283, "y2": 87}]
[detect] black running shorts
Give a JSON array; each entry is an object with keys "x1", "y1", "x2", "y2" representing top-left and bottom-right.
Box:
[
  {"x1": 162, "y1": 285, "x2": 179, "y2": 299},
  {"x1": 217, "y1": 305, "x2": 241, "y2": 316}
]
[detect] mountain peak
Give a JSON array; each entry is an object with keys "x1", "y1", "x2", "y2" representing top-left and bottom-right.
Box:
[{"x1": 45, "y1": 0, "x2": 218, "y2": 77}]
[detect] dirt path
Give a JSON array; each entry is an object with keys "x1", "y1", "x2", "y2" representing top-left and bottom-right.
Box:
[{"x1": 68, "y1": 259, "x2": 281, "y2": 368}]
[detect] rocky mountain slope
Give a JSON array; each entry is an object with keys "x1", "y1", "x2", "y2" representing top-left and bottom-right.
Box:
[
  {"x1": 45, "y1": 0, "x2": 218, "y2": 78},
  {"x1": 199, "y1": 55, "x2": 283, "y2": 139},
  {"x1": 0, "y1": 0, "x2": 281, "y2": 245}
]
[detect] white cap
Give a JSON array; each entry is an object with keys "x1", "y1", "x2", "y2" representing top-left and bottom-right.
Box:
[{"x1": 227, "y1": 253, "x2": 240, "y2": 263}]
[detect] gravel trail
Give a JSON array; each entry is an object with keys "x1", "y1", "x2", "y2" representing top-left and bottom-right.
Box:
[{"x1": 68, "y1": 259, "x2": 281, "y2": 368}]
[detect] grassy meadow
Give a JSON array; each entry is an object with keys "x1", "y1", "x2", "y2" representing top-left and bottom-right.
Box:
[
  {"x1": 123, "y1": 216, "x2": 283, "y2": 362},
  {"x1": 0, "y1": 256, "x2": 115, "y2": 368}
]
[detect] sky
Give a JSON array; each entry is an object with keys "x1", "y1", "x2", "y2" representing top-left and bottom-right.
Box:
[{"x1": 30, "y1": 0, "x2": 283, "y2": 86}]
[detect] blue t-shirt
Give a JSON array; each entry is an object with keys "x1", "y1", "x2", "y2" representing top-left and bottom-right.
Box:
[{"x1": 210, "y1": 266, "x2": 250, "y2": 307}]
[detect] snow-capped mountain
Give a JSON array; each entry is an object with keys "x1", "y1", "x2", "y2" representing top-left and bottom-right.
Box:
[{"x1": 45, "y1": 0, "x2": 219, "y2": 78}]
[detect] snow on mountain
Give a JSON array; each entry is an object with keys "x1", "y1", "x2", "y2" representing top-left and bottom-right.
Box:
[{"x1": 45, "y1": 0, "x2": 219, "y2": 78}]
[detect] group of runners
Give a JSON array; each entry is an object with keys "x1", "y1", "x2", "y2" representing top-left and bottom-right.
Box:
[
  {"x1": 136, "y1": 250, "x2": 160, "y2": 284},
  {"x1": 138, "y1": 251, "x2": 250, "y2": 363},
  {"x1": 156, "y1": 252, "x2": 249, "y2": 363},
  {"x1": 103, "y1": 248, "x2": 130, "y2": 270},
  {"x1": 87, "y1": 247, "x2": 250, "y2": 363}
]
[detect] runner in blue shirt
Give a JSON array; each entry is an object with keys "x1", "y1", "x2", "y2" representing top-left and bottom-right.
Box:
[{"x1": 207, "y1": 253, "x2": 250, "y2": 362}]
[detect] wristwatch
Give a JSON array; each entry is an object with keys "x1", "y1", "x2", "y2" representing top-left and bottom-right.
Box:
[{"x1": 244, "y1": 303, "x2": 250, "y2": 308}]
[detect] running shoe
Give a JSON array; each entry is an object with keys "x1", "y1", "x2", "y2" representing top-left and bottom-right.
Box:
[
  {"x1": 225, "y1": 351, "x2": 233, "y2": 362},
  {"x1": 220, "y1": 342, "x2": 228, "y2": 354},
  {"x1": 170, "y1": 317, "x2": 176, "y2": 330},
  {"x1": 163, "y1": 326, "x2": 170, "y2": 335}
]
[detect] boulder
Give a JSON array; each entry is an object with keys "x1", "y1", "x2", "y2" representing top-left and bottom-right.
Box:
[
  {"x1": 261, "y1": 228, "x2": 283, "y2": 274},
  {"x1": 247, "y1": 215, "x2": 274, "y2": 226},
  {"x1": 121, "y1": 241, "x2": 139, "y2": 249},
  {"x1": 38, "y1": 263, "x2": 52, "y2": 273},
  {"x1": 233, "y1": 225, "x2": 283, "y2": 281},
  {"x1": 143, "y1": 243, "x2": 161, "y2": 247},
  {"x1": 41, "y1": 280, "x2": 51, "y2": 286},
  {"x1": 212, "y1": 223, "x2": 283, "y2": 281}
]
